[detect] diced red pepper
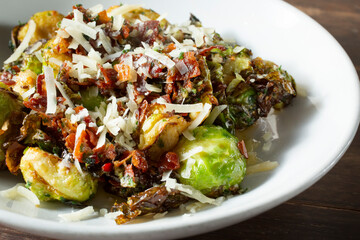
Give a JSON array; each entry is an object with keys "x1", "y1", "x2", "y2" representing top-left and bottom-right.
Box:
[{"x1": 102, "y1": 163, "x2": 113, "y2": 172}]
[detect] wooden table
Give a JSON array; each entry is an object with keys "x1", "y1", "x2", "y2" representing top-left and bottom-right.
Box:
[{"x1": 1, "y1": 0, "x2": 359, "y2": 239}]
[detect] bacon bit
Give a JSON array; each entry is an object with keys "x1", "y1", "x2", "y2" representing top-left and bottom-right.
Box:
[
  {"x1": 11, "y1": 66, "x2": 20, "y2": 73},
  {"x1": 121, "y1": 24, "x2": 131, "y2": 39},
  {"x1": 198, "y1": 45, "x2": 227, "y2": 56},
  {"x1": 237, "y1": 140, "x2": 248, "y2": 159},
  {"x1": 73, "y1": 130, "x2": 93, "y2": 163},
  {"x1": 114, "y1": 64, "x2": 132, "y2": 82},
  {"x1": 98, "y1": 66, "x2": 117, "y2": 89},
  {"x1": 36, "y1": 74, "x2": 45, "y2": 96},
  {"x1": 86, "y1": 129, "x2": 98, "y2": 148},
  {"x1": 161, "y1": 94, "x2": 172, "y2": 103},
  {"x1": 102, "y1": 162, "x2": 113, "y2": 172},
  {"x1": 159, "y1": 152, "x2": 180, "y2": 173},
  {"x1": 98, "y1": 10, "x2": 111, "y2": 24},
  {"x1": 136, "y1": 20, "x2": 160, "y2": 45},
  {"x1": 131, "y1": 150, "x2": 148, "y2": 173},
  {"x1": 23, "y1": 95, "x2": 47, "y2": 113},
  {"x1": 65, "y1": 133, "x2": 76, "y2": 151},
  {"x1": 164, "y1": 82, "x2": 174, "y2": 95},
  {"x1": 53, "y1": 37, "x2": 70, "y2": 54},
  {"x1": 163, "y1": 43, "x2": 176, "y2": 54},
  {"x1": 75, "y1": 45, "x2": 87, "y2": 55},
  {"x1": 114, "y1": 150, "x2": 147, "y2": 172},
  {"x1": 124, "y1": 164, "x2": 135, "y2": 180},
  {"x1": 167, "y1": 52, "x2": 200, "y2": 82},
  {"x1": 136, "y1": 100, "x2": 149, "y2": 125},
  {"x1": 105, "y1": 144, "x2": 116, "y2": 161},
  {"x1": 0, "y1": 72, "x2": 15, "y2": 86}
]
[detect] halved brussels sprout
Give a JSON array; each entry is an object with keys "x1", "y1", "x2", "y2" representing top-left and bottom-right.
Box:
[
  {"x1": 175, "y1": 126, "x2": 246, "y2": 196},
  {"x1": 20, "y1": 147, "x2": 97, "y2": 202},
  {"x1": 138, "y1": 104, "x2": 189, "y2": 160},
  {"x1": 16, "y1": 11, "x2": 63, "y2": 46},
  {"x1": 0, "y1": 89, "x2": 25, "y2": 169}
]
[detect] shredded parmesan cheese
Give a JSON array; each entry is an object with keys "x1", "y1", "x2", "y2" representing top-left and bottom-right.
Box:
[
  {"x1": 58, "y1": 206, "x2": 97, "y2": 222},
  {"x1": 183, "y1": 103, "x2": 212, "y2": 140},
  {"x1": 164, "y1": 103, "x2": 204, "y2": 113},
  {"x1": 0, "y1": 184, "x2": 40, "y2": 207},
  {"x1": 145, "y1": 48, "x2": 175, "y2": 69},
  {"x1": 108, "y1": 4, "x2": 142, "y2": 17},
  {"x1": 21, "y1": 87, "x2": 35, "y2": 100},
  {"x1": 203, "y1": 105, "x2": 227, "y2": 125},
  {"x1": 43, "y1": 66, "x2": 57, "y2": 114},
  {"x1": 4, "y1": 20, "x2": 36, "y2": 64}
]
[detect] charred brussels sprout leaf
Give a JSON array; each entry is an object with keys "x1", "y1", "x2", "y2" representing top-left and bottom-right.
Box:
[
  {"x1": 217, "y1": 85, "x2": 258, "y2": 133},
  {"x1": 0, "y1": 89, "x2": 25, "y2": 169},
  {"x1": 175, "y1": 126, "x2": 246, "y2": 196}
]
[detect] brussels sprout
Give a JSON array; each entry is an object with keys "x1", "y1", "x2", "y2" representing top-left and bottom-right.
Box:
[
  {"x1": 80, "y1": 87, "x2": 105, "y2": 111},
  {"x1": 175, "y1": 126, "x2": 246, "y2": 196},
  {"x1": 22, "y1": 55, "x2": 42, "y2": 75},
  {"x1": 20, "y1": 147, "x2": 97, "y2": 202},
  {"x1": 139, "y1": 107, "x2": 189, "y2": 160},
  {"x1": 0, "y1": 89, "x2": 25, "y2": 168},
  {"x1": 16, "y1": 11, "x2": 63, "y2": 46},
  {"x1": 216, "y1": 84, "x2": 258, "y2": 132}
]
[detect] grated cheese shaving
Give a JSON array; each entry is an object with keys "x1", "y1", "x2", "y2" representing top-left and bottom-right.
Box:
[
  {"x1": 145, "y1": 83, "x2": 162, "y2": 92},
  {"x1": 43, "y1": 66, "x2": 57, "y2": 114},
  {"x1": 179, "y1": 146, "x2": 203, "y2": 161},
  {"x1": 203, "y1": 105, "x2": 227, "y2": 125},
  {"x1": 4, "y1": 20, "x2": 36, "y2": 64},
  {"x1": 183, "y1": 103, "x2": 212, "y2": 140},
  {"x1": 21, "y1": 87, "x2": 35, "y2": 100},
  {"x1": 112, "y1": 15, "x2": 124, "y2": 31},
  {"x1": 0, "y1": 184, "x2": 40, "y2": 207},
  {"x1": 58, "y1": 206, "x2": 97, "y2": 222},
  {"x1": 61, "y1": 18, "x2": 97, "y2": 39},
  {"x1": 108, "y1": 4, "x2": 142, "y2": 17},
  {"x1": 164, "y1": 103, "x2": 203, "y2": 113},
  {"x1": 88, "y1": 4, "x2": 104, "y2": 16},
  {"x1": 65, "y1": 26, "x2": 93, "y2": 52},
  {"x1": 164, "y1": 177, "x2": 220, "y2": 205},
  {"x1": 17, "y1": 186, "x2": 40, "y2": 206},
  {"x1": 144, "y1": 48, "x2": 175, "y2": 69},
  {"x1": 104, "y1": 211, "x2": 123, "y2": 219}
]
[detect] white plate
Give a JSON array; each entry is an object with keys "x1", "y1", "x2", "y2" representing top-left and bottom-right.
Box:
[{"x1": 0, "y1": 0, "x2": 359, "y2": 239}]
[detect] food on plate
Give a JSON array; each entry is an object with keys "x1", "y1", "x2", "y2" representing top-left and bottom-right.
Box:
[
  {"x1": 0, "y1": 3, "x2": 296, "y2": 223},
  {"x1": 175, "y1": 126, "x2": 246, "y2": 197}
]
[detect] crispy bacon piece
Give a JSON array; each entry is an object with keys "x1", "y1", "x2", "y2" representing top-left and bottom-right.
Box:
[
  {"x1": 198, "y1": 45, "x2": 227, "y2": 56},
  {"x1": 114, "y1": 150, "x2": 148, "y2": 173},
  {"x1": 136, "y1": 20, "x2": 160, "y2": 45},
  {"x1": 167, "y1": 52, "x2": 201, "y2": 82},
  {"x1": 0, "y1": 72, "x2": 15, "y2": 86},
  {"x1": 237, "y1": 140, "x2": 248, "y2": 159},
  {"x1": 98, "y1": 10, "x2": 111, "y2": 24},
  {"x1": 159, "y1": 152, "x2": 180, "y2": 172}
]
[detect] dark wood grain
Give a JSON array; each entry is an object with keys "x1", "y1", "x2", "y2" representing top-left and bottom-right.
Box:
[{"x1": 1, "y1": 0, "x2": 359, "y2": 239}]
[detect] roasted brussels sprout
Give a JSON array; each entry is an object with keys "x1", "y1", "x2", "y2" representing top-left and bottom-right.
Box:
[
  {"x1": 138, "y1": 104, "x2": 189, "y2": 160},
  {"x1": 112, "y1": 185, "x2": 189, "y2": 224},
  {"x1": 247, "y1": 57, "x2": 296, "y2": 115},
  {"x1": 175, "y1": 126, "x2": 246, "y2": 196},
  {"x1": 0, "y1": 89, "x2": 25, "y2": 169},
  {"x1": 20, "y1": 147, "x2": 97, "y2": 202},
  {"x1": 15, "y1": 11, "x2": 63, "y2": 46}
]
